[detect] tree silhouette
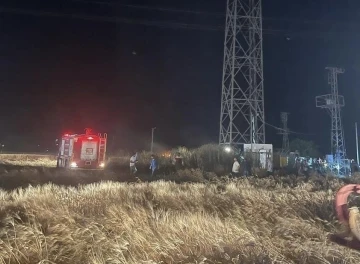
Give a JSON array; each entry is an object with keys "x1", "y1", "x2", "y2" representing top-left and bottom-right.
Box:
[{"x1": 290, "y1": 138, "x2": 320, "y2": 157}]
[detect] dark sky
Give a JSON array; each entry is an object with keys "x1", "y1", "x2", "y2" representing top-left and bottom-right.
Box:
[{"x1": 1, "y1": 0, "x2": 360, "y2": 156}]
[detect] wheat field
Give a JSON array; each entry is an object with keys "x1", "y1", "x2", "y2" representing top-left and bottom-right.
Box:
[
  {"x1": 0, "y1": 154, "x2": 57, "y2": 167},
  {"x1": 1, "y1": 175, "x2": 360, "y2": 264},
  {"x1": 1, "y1": 149, "x2": 360, "y2": 263}
]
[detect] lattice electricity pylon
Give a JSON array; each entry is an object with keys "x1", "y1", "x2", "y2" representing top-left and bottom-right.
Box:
[
  {"x1": 278, "y1": 112, "x2": 289, "y2": 154},
  {"x1": 219, "y1": 0, "x2": 265, "y2": 149},
  {"x1": 316, "y1": 67, "x2": 348, "y2": 177}
]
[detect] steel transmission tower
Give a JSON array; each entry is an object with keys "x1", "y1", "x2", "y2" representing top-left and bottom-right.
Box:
[
  {"x1": 219, "y1": 0, "x2": 265, "y2": 148},
  {"x1": 278, "y1": 112, "x2": 289, "y2": 154},
  {"x1": 316, "y1": 67, "x2": 347, "y2": 176}
]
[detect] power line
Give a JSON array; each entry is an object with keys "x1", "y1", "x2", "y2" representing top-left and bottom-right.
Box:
[
  {"x1": 0, "y1": 7, "x2": 297, "y2": 34},
  {"x1": 69, "y1": 0, "x2": 359, "y2": 28},
  {"x1": 0, "y1": 6, "x2": 357, "y2": 38},
  {"x1": 262, "y1": 119, "x2": 315, "y2": 136},
  {"x1": 70, "y1": 0, "x2": 224, "y2": 17},
  {"x1": 0, "y1": 7, "x2": 222, "y2": 31}
]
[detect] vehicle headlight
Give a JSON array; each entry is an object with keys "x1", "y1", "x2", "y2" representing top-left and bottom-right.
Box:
[
  {"x1": 99, "y1": 162, "x2": 105, "y2": 168},
  {"x1": 70, "y1": 162, "x2": 78, "y2": 168}
]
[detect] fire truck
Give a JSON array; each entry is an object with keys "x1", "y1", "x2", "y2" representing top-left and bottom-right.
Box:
[{"x1": 57, "y1": 128, "x2": 107, "y2": 169}]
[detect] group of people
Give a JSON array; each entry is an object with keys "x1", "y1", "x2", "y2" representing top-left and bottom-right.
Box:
[
  {"x1": 230, "y1": 155, "x2": 273, "y2": 177},
  {"x1": 130, "y1": 152, "x2": 158, "y2": 177},
  {"x1": 129, "y1": 152, "x2": 184, "y2": 177},
  {"x1": 292, "y1": 156, "x2": 360, "y2": 176},
  {"x1": 128, "y1": 151, "x2": 360, "y2": 178},
  {"x1": 294, "y1": 156, "x2": 336, "y2": 175}
]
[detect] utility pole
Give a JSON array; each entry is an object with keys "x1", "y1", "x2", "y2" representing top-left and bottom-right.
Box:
[
  {"x1": 356, "y1": 122, "x2": 359, "y2": 164},
  {"x1": 151, "y1": 127, "x2": 156, "y2": 153},
  {"x1": 316, "y1": 67, "x2": 347, "y2": 177},
  {"x1": 219, "y1": 0, "x2": 265, "y2": 149},
  {"x1": 278, "y1": 112, "x2": 289, "y2": 154}
]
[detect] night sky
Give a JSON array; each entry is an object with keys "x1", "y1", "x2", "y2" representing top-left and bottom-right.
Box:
[{"x1": 1, "y1": 0, "x2": 360, "y2": 157}]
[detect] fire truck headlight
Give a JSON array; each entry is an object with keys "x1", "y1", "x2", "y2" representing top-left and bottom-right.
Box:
[
  {"x1": 70, "y1": 162, "x2": 78, "y2": 168},
  {"x1": 99, "y1": 162, "x2": 105, "y2": 168}
]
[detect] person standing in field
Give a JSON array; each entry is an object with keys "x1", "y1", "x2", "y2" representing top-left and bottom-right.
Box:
[
  {"x1": 130, "y1": 152, "x2": 138, "y2": 174},
  {"x1": 232, "y1": 157, "x2": 240, "y2": 177},
  {"x1": 150, "y1": 154, "x2": 158, "y2": 177},
  {"x1": 173, "y1": 152, "x2": 184, "y2": 170},
  {"x1": 266, "y1": 156, "x2": 273, "y2": 176}
]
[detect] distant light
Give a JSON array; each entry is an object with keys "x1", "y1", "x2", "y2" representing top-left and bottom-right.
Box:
[
  {"x1": 70, "y1": 162, "x2": 78, "y2": 168},
  {"x1": 99, "y1": 162, "x2": 105, "y2": 168},
  {"x1": 225, "y1": 147, "x2": 231, "y2": 153},
  {"x1": 88, "y1": 137, "x2": 93, "y2": 140}
]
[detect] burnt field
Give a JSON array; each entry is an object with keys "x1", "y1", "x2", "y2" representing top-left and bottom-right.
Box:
[
  {"x1": 0, "y1": 162, "x2": 226, "y2": 191},
  {"x1": 0, "y1": 149, "x2": 359, "y2": 191}
]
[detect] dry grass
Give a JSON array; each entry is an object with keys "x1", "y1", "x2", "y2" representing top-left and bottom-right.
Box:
[
  {"x1": 0, "y1": 175, "x2": 360, "y2": 263},
  {"x1": 1, "y1": 148, "x2": 360, "y2": 263},
  {"x1": 0, "y1": 154, "x2": 57, "y2": 167}
]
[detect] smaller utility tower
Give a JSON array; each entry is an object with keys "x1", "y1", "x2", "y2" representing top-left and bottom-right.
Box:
[
  {"x1": 278, "y1": 112, "x2": 289, "y2": 154},
  {"x1": 316, "y1": 67, "x2": 347, "y2": 177}
]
